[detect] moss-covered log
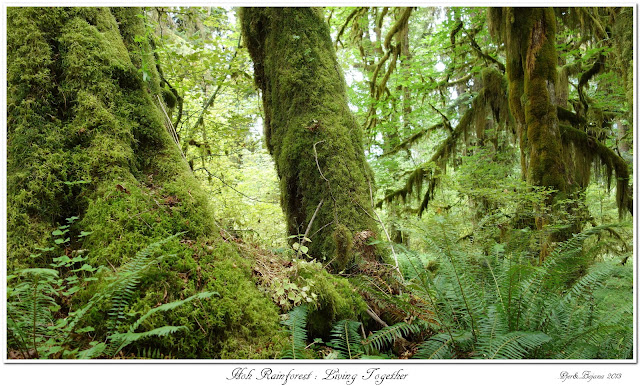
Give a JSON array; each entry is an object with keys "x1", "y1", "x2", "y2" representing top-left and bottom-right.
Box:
[
  {"x1": 241, "y1": 8, "x2": 382, "y2": 271},
  {"x1": 7, "y1": 7, "x2": 286, "y2": 358}
]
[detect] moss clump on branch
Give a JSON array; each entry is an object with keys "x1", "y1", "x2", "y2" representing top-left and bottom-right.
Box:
[{"x1": 7, "y1": 7, "x2": 285, "y2": 358}]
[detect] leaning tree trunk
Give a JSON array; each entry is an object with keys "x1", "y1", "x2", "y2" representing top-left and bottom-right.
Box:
[
  {"x1": 7, "y1": 6, "x2": 285, "y2": 358},
  {"x1": 241, "y1": 7, "x2": 383, "y2": 272}
]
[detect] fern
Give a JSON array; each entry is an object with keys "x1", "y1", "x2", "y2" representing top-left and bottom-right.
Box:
[
  {"x1": 106, "y1": 291, "x2": 218, "y2": 356},
  {"x1": 414, "y1": 332, "x2": 457, "y2": 359},
  {"x1": 136, "y1": 347, "x2": 173, "y2": 359},
  {"x1": 362, "y1": 322, "x2": 424, "y2": 353},
  {"x1": 407, "y1": 220, "x2": 631, "y2": 359},
  {"x1": 6, "y1": 232, "x2": 216, "y2": 359},
  {"x1": 474, "y1": 331, "x2": 551, "y2": 359},
  {"x1": 328, "y1": 319, "x2": 364, "y2": 359},
  {"x1": 106, "y1": 232, "x2": 185, "y2": 332},
  {"x1": 7, "y1": 268, "x2": 60, "y2": 358},
  {"x1": 280, "y1": 305, "x2": 310, "y2": 359}
]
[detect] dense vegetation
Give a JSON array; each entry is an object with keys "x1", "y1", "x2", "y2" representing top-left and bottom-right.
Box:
[{"x1": 6, "y1": 6, "x2": 634, "y2": 360}]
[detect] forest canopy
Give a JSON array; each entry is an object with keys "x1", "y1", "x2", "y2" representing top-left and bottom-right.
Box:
[{"x1": 5, "y1": 6, "x2": 635, "y2": 360}]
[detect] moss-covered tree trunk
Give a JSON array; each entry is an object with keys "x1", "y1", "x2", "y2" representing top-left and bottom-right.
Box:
[
  {"x1": 7, "y1": 7, "x2": 285, "y2": 358},
  {"x1": 501, "y1": 8, "x2": 575, "y2": 259},
  {"x1": 241, "y1": 8, "x2": 383, "y2": 272},
  {"x1": 503, "y1": 8, "x2": 569, "y2": 192}
]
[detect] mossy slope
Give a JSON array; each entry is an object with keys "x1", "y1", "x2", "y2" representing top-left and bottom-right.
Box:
[{"x1": 7, "y1": 6, "x2": 285, "y2": 358}]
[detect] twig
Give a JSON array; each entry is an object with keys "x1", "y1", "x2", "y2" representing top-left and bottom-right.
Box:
[
  {"x1": 310, "y1": 220, "x2": 334, "y2": 239},
  {"x1": 156, "y1": 95, "x2": 186, "y2": 161},
  {"x1": 313, "y1": 140, "x2": 329, "y2": 182},
  {"x1": 366, "y1": 307, "x2": 389, "y2": 328},
  {"x1": 301, "y1": 199, "x2": 324, "y2": 249}
]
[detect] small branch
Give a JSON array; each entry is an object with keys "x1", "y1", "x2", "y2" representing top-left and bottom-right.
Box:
[
  {"x1": 301, "y1": 199, "x2": 324, "y2": 249},
  {"x1": 366, "y1": 307, "x2": 389, "y2": 328},
  {"x1": 383, "y1": 7, "x2": 413, "y2": 50},
  {"x1": 429, "y1": 103, "x2": 453, "y2": 133},
  {"x1": 334, "y1": 8, "x2": 363, "y2": 49},
  {"x1": 313, "y1": 140, "x2": 329, "y2": 182},
  {"x1": 156, "y1": 95, "x2": 186, "y2": 161},
  {"x1": 310, "y1": 220, "x2": 334, "y2": 239},
  {"x1": 187, "y1": 35, "x2": 242, "y2": 138}
]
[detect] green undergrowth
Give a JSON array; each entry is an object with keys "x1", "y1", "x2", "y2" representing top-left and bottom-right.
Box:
[{"x1": 273, "y1": 217, "x2": 632, "y2": 360}]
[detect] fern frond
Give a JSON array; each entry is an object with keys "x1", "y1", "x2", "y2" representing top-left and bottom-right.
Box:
[
  {"x1": 363, "y1": 322, "x2": 423, "y2": 352},
  {"x1": 413, "y1": 332, "x2": 456, "y2": 359},
  {"x1": 106, "y1": 233, "x2": 184, "y2": 331},
  {"x1": 110, "y1": 326, "x2": 188, "y2": 345},
  {"x1": 6, "y1": 268, "x2": 60, "y2": 358},
  {"x1": 329, "y1": 319, "x2": 363, "y2": 359},
  {"x1": 474, "y1": 331, "x2": 550, "y2": 359},
  {"x1": 280, "y1": 305, "x2": 309, "y2": 359},
  {"x1": 77, "y1": 342, "x2": 107, "y2": 359},
  {"x1": 128, "y1": 291, "x2": 218, "y2": 333}
]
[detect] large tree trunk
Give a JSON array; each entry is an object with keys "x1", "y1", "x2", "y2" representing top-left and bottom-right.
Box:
[
  {"x1": 241, "y1": 7, "x2": 383, "y2": 272},
  {"x1": 500, "y1": 8, "x2": 576, "y2": 259},
  {"x1": 7, "y1": 7, "x2": 285, "y2": 358}
]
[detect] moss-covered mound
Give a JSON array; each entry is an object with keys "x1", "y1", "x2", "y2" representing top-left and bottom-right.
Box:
[
  {"x1": 248, "y1": 242, "x2": 368, "y2": 338},
  {"x1": 6, "y1": 7, "x2": 286, "y2": 358}
]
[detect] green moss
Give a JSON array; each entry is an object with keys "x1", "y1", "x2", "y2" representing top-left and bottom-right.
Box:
[
  {"x1": 520, "y1": 9, "x2": 568, "y2": 195},
  {"x1": 297, "y1": 262, "x2": 367, "y2": 338},
  {"x1": 7, "y1": 7, "x2": 285, "y2": 358},
  {"x1": 161, "y1": 86, "x2": 177, "y2": 109},
  {"x1": 125, "y1": 243, "x2": 288, "y2": 358},
  {"x1": 241, "y1": 8, "x2": 381, "y2": 272},
  {"x1": 332, "y1": 223, "x2": 354, "y2": 271}
]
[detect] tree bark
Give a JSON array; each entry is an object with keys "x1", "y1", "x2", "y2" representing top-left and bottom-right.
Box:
[{"x1": 241, "y1": 7, "x2": 382, "y2": 271}]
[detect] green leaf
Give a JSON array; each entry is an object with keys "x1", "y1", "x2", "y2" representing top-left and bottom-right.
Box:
[
  {"x1": 71, "y1": 255, "x2": 88, "y2": 263},
  {"x1": 78, "y1": 343, "x2": 106, "y2": 359},
  {"x1": 45, "y1": 346, "x2": 64, "y2": 355},
  {"x1": 53, "y1": 255, "x2": 71, "y2": 266},
  {"x1": 72, "y1": 264, "x2": 96, "y2": 273}
]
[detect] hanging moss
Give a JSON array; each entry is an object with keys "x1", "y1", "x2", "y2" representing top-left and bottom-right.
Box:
[
  {"x1": 560, "y1": 124, "x2": 632, "y2": 217},
  {"x1": 611, "y1": 7, "x2": 634, "y2": 128},
  {"x1": 241, "y1": 8, "x2": 382, "y2": 271},
  {"x1": 7, "y1": 7, "x2": 286, "y2": 358}
]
